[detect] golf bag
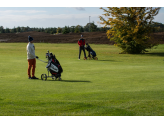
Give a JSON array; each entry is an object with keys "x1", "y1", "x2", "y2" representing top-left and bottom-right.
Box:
[
  {"x1": 85, "y1": 44, "x2": 97, "y2": 58},
  {"x1": 46, "y1": 52, "x2": 63, "y2": 78},
  {"x1": 90, "y1": 50, "x2": 96, "y2": 58}
]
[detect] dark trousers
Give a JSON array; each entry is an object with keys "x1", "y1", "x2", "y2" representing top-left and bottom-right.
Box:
[{"x1": 79, "y1": 46, "x2": 86, "y2": 59}]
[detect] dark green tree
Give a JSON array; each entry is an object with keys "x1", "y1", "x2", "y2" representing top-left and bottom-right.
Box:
[
  {"x1": 70, "y1": 26, "x2": 75, "y2": 33},
  {"x1": 74, "y1": 25, "x2": 80, "y2": 33},
  {"x1": 16, "y1": 26, "x2": 21, "y2": 32},
  {"x1": 0, "y1": 26, "x2": 4, "y2": 33},
  {"x1": 80, "y1": 26, "x2": 84, "y2": 32},
  {"x1": 52, "y1": 28, "x2": 57, "y2": 33},
  {"x1": 90, "y1": 22, "x2": 97, "y2": 32},
  {"x1": 84, "y1": 23, "x2": 90, "y2": 32},
  {"x1": 5, "y1": 28, "x2": 10, "y2": 33},
  {"x1": 62, "y1": 26, "x2": 70, "y2": 34},
  {"x1": 12, "y1": 27, "x2": 17, "y2": 33}
]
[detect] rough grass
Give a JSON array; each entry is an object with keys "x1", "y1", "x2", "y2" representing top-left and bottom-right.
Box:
[{"x1": 0, "y1": 43, "x2": 164, "y2": 116}]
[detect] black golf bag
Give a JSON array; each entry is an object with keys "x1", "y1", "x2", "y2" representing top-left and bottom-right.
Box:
[
  {"x1": 46, "y1": 52, "x2": 63, "y2": 78},
  {"x1": 90, "y1": 50, "x2": 96, "y2": 58},
  {"x1": 85, "y1": 44, "x2": 97, "y2": 58}
]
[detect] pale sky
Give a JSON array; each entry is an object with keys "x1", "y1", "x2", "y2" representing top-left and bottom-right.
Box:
[{"x1": 1, "y1": 0, "x2": 164, "y2": 29}]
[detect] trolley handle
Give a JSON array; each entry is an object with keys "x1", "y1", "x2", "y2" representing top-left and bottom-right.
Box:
[{"x1": 47, "y1": 50, "x2": 50, "y2": 62}]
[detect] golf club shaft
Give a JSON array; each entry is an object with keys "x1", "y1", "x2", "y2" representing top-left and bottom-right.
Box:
[{"x1": 36, "y1": 58, "x2": 47, "y2": 63}]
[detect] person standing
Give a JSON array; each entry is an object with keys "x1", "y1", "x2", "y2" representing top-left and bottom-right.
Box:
[
  {"x1": 78, "y1": 35, "x2": 87, "y2": 60},
  {"x1": 26, "y1": 36, "x2": 39, "y2": 79}
]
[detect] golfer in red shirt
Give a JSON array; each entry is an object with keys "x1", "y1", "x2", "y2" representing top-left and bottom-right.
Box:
[{"x1": 78, "y1": 35, "x2": 87, "y2": 60}]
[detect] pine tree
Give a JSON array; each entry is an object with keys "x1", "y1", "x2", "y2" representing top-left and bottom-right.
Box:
[
  {"x1": 62, "y1": 26, "x2": 69, "y2": 34},
  {"x1": 99, "y1": 7, "x2": 161, "y2": 54},
  {"x1": 0, "y1": 26, "x2": 4, "y2": 33},
  {"x1": 5, "y1": 28, "x2": 10, "y2": 33},
  {"x1": 70, "y1": 26, "x2": 75, "y2": 33},
  {"x1": 16, "y1": 26, "x2": 21, "y2": 32}
]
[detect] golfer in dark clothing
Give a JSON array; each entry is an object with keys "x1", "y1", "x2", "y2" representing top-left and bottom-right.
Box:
[{"x1": 78, "y1": 35, "x2": 87, "y2": 60}]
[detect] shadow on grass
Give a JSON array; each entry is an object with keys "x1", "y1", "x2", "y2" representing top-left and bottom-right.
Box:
[
  {"x1": 61, "y1": 80, "x2": 91, "y2": 83},
  {"x1": 98, "y1": 60, "x2": 114, "y2": 61},
  {"x1": 44, "y1": 79, "x2": 91, "y2": 82},
  {"x1": 97, "y1": 60, "x2": 119, "y2": 62},
  {"x1": 143, "y1": 53, "x2": 164, "y2": 57}
]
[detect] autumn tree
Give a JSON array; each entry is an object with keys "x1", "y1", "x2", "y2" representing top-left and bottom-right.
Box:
[
  {"x1": 99, "y1": 7, "x2": 161, "y2": 54},
  {"x1": 57, "y1": 27, "x2": 62, "y2": 34}
]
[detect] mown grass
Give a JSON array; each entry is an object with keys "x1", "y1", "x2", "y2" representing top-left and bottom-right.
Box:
[{"x1": 0, "y1": 43, "x2": 164, "y2": 116}]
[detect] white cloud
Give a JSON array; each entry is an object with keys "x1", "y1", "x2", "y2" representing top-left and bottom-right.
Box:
[
  {"x1": 0, "y1": 8, "x2": 108, "y2": 28},
  {"x1": 0, "y1": 10, "x2": 46, "y2": 15},
  {"x1": 0, "y1": 13, "x2": 100, "y2": 22},
  {"x1": 66, "y1": 7, "x2": 85, "y2": 11},
  {"x1": 73, "y1": 7, "x2": 85, "y2": 11}
]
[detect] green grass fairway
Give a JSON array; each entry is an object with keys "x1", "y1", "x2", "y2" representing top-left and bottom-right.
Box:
[{"x1": 0, "y1": 43, "x2": 164, "y2": 116}]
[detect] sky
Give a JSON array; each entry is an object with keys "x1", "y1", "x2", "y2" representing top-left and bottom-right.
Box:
[{"x1": 1, "y1": 0, "x2": 164, "y2": 29}]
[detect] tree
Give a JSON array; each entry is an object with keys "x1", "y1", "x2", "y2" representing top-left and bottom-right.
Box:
[
  {"x1": 0, "y1": 26, "x2": 4, "y2": 33},
  {"x1": 12, "y1": 27, "x2": 17, "y2": 33},
  {"x1": 25, "y1": 26, "x2": 30, "y2": 32},
  {"x1": 62, "y1": 26, "x2": 70, "y2": 34},
  {"x1": 90, "y1": 22, "x2": 97, "y2": 32},
  {"x1": 74, "y1": 25, "x2": 81, "y2": 33},
  {"x1": 57, "y1": 27, "x2": 62, "y2": 33},
  {"x1": 16, "y1": 26, "x2": 21, "y2": 32},
  {"x1": 41, "y1": 27, "x2": 45, "y2": 32},
  {"x1": 52, "y1": 28, "x2": 57, "y2": 34},
  {"x1": 70, "y1": 26, "x2": 75, "y2": 33},
  {"x1": 151, "y1": 22, "x2": 164, "y2": 32},
  {"x1": 5, "y1": 28, "x2": 10, "y2": 33},
  {"x1": 99, "y1": 7, "x2": 161, "y2": 54},
  {"x1": 20, "y1": 27, "x2": 25, "y2": 32},
  {"x1": 67, "y1": 26, "x2": 70, "y2": 33},
  {"x1": 80, "y1": 26, "x2": 84, "y2": 32},
  {"x1": 84, "y1": 22, "x2": 97, "y2": 32},
  {"x1": 84, "y1": 23, "x2": 91, "y2": 32}
]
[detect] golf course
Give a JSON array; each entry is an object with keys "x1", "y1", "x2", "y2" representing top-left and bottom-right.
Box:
[{"x1": 0, "y1": 43, "x2": 164, "y2": 116}]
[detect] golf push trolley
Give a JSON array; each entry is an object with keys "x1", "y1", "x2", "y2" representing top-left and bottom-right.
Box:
[
  {"x1": 87, "y1": 56, "x2": 98, "y2": 60},
  {"x1": 38, "y1": 50, "x2": 63, "y2": 81}
]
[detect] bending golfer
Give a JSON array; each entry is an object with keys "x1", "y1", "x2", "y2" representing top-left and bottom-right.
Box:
[
  {"x1": 26, "y1": 36, "x2": 39, "y2": 79},
  {"x1": 78, "y1": 35, "x2": 87, "y2": 60}
]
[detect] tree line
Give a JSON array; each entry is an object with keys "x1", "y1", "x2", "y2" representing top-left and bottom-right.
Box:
[
  {"x1": 0, "y1": 22, "x2": 111, "y2": 34},
  {"x1": 0, "y1": 21, "x2": 163, "y2": 35},
  {"x1": 0, "y1": 22, "x2": 164, "y2": 34}
]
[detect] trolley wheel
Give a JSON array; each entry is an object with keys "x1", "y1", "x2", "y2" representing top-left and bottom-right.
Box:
[
  {"x1": 52, "y1": 77, "x2": 57, "y2": 80},
  {"x1": 94, "y1": 57, "x2": 98, "y2": 60},
  {"x1": 88, "y1": 57, "x2": 92, "y2": 60},
  {"x1": 41, "y1": 74, "x2": 47, "y2": 81}
]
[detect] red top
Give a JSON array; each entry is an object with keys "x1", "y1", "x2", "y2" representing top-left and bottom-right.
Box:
[{"x1": 78, "y1": 38, "x2": 85, "y2": 46}]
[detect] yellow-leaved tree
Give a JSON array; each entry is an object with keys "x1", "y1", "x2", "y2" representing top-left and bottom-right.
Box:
[{"x1": 99, "y1": 7, "x2": 161, "y2": 54}]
